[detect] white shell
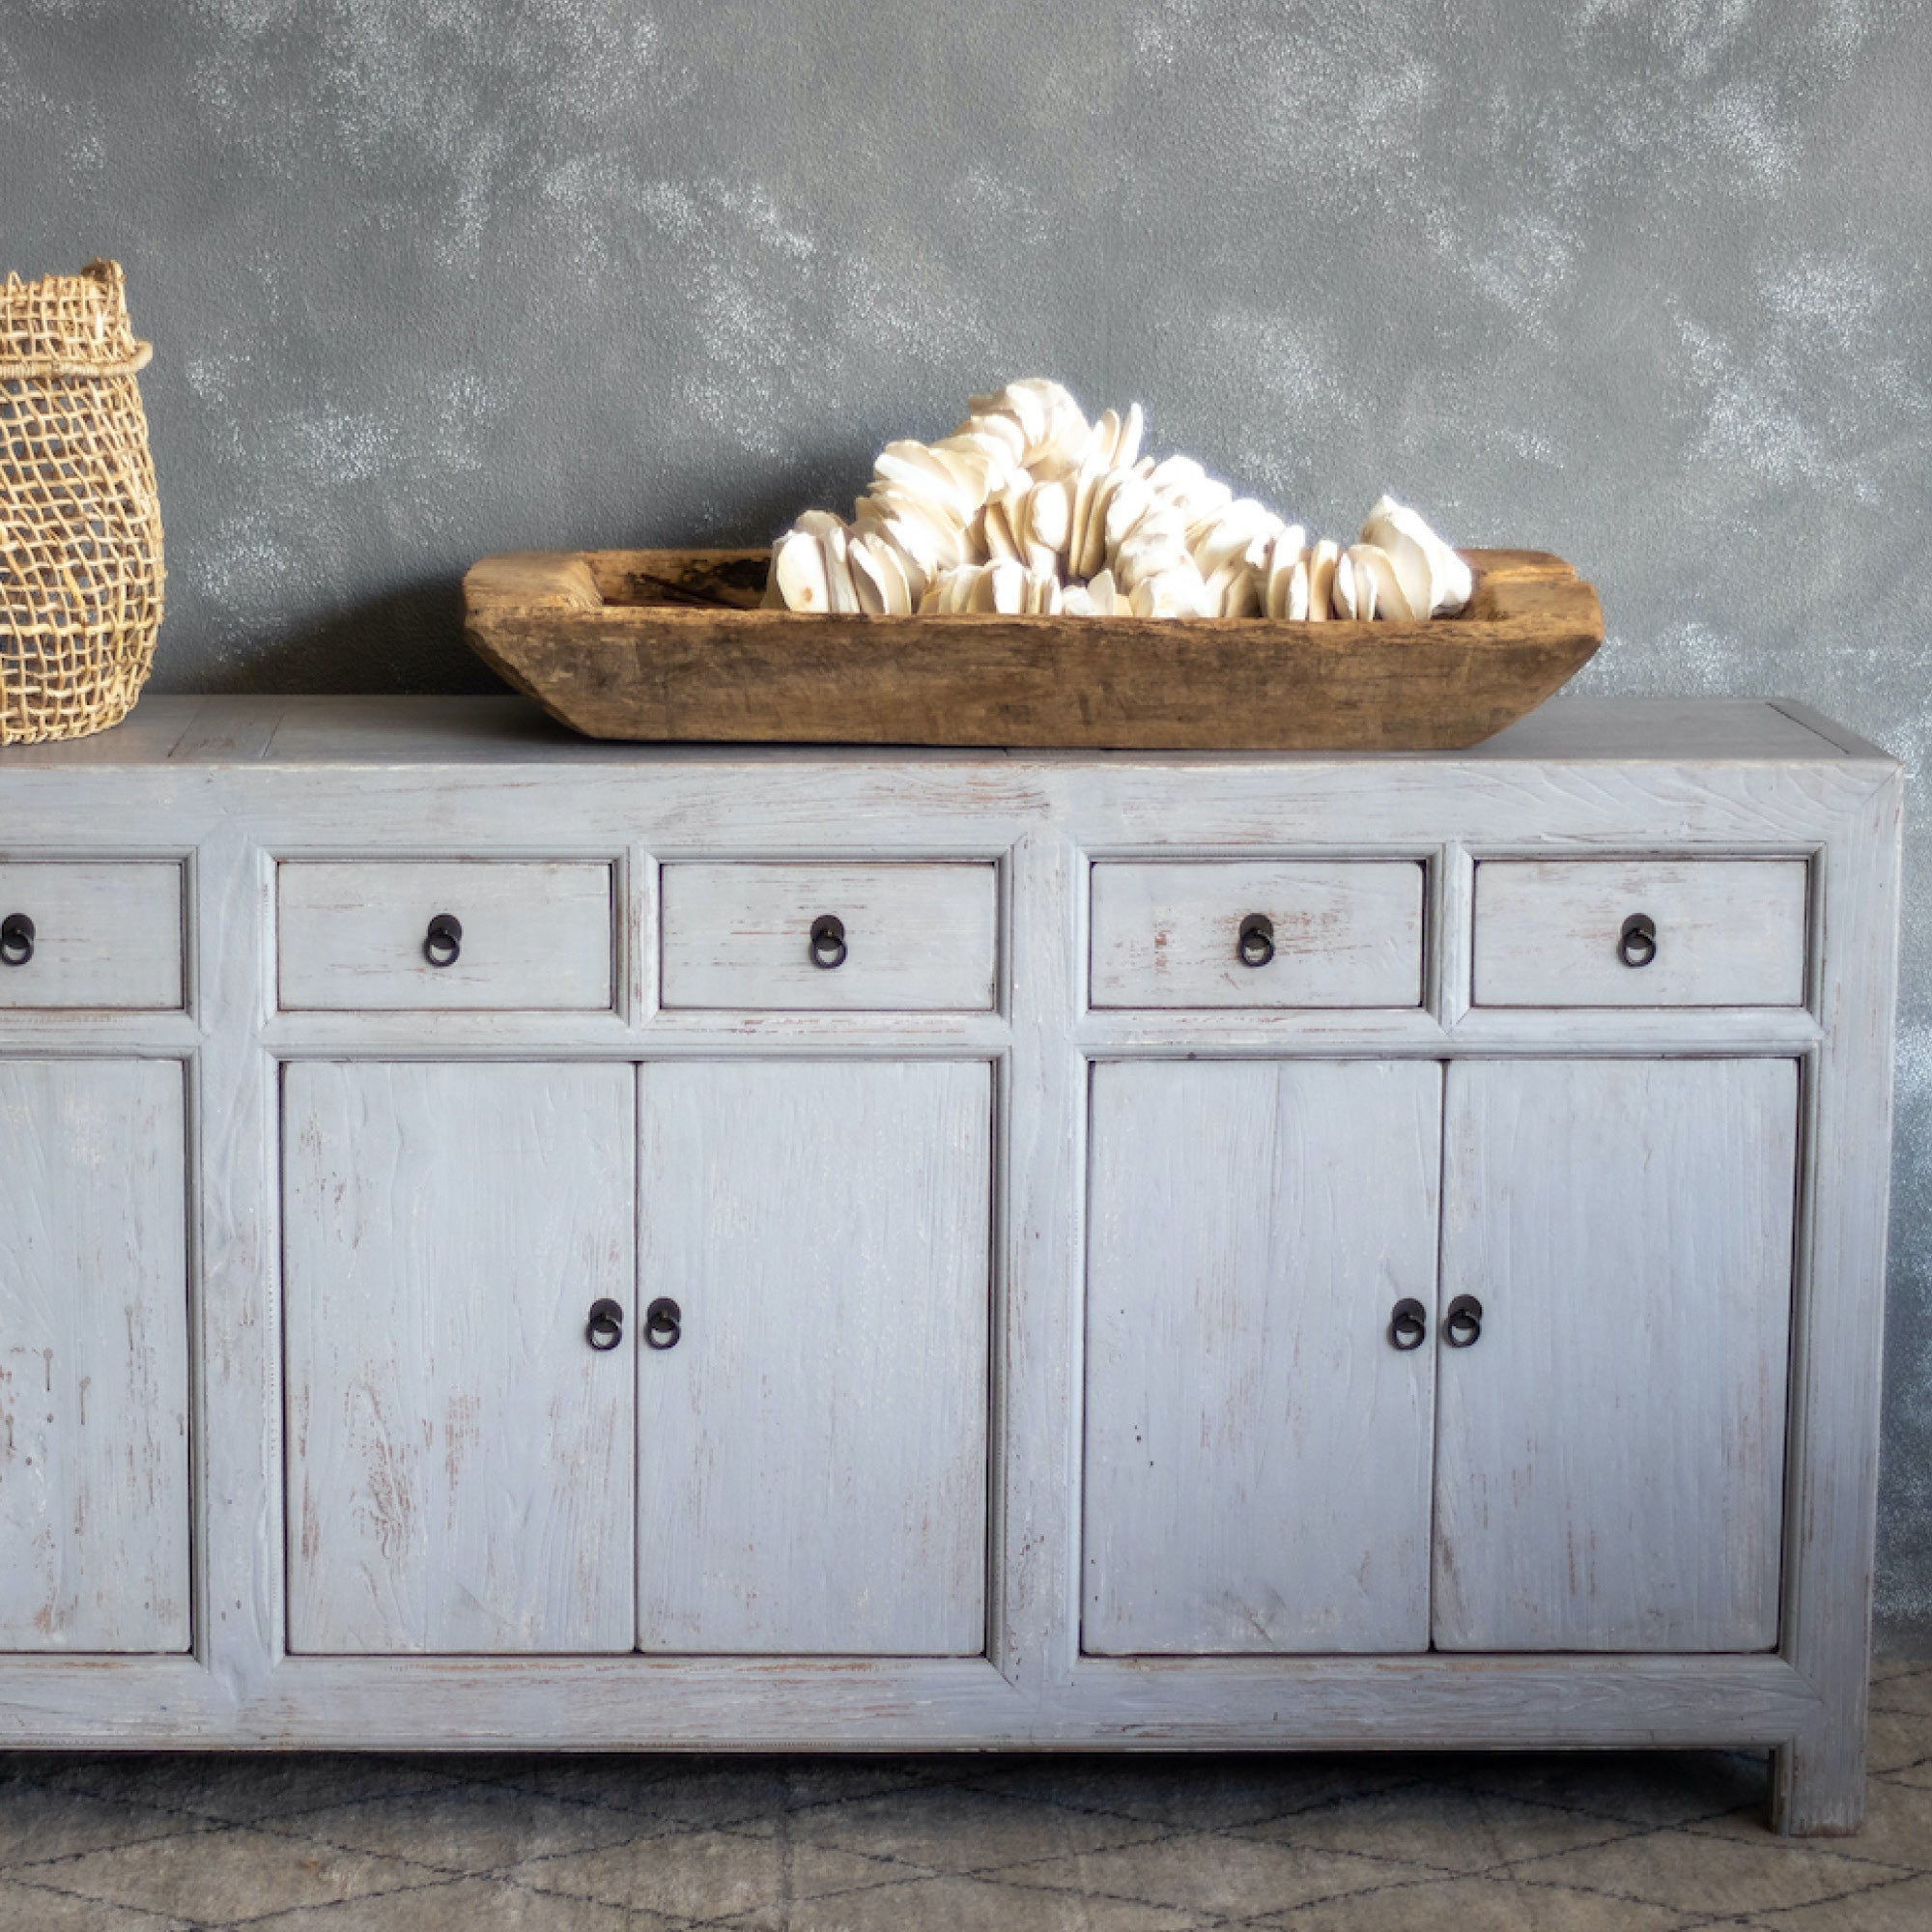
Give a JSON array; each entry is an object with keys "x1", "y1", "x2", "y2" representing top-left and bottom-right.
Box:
[
  {"x1": 821, "y1": 525, "x2": 862, "y2": 614},
  {"x1": 773, "y1": 529, "x2": 831, "y2": 612},
  {"x1": 1359, "y1": 494, "x2": 1472, "y2": 616},
  {"x1": 980, "y1": 498, "x2": 1022, "y2": 564},
  {"x1": 857, "y1": 528, "x2": 914, "y2": 615},
  {"x1": 1343, "y1": 542, "x2": 1414, "y2": 621},
  {"x1": 1306, "y1": 539, "x2": 1340, "y2": 622},
  {"x1": 1115, "y1": 519, "x2": 1191, "y2": 589},
  {"x1": 1128, "y1": 562, "x2": 1209, "y2": 618},
  {"x1": 1264, "y1": 527, "x2": 1307, "y2": 619},
  {"x1": 774, "y1": 384, "x2": 1467, "y2": 630},
  {"x1": 1285, "y1": 554, "x2": 1311, "y2": 621},
  {"x1": 1103, "y1": 476, "x2": 1158, "y2": 556},
  {"x1": 1192, "y1": 499, "x2": 1275, "y2": 577},
  {"x1": 1027, "y1": 478, "x2": 1072, "y2": 559}
]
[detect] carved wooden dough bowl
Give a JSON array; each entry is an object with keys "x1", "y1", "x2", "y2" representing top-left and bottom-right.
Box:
[{"x1": 461, "y1": 547, "x2": 1603, "y2": 750}]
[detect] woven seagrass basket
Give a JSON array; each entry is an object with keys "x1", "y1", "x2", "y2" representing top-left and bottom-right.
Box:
[{"x1": 0, "y1": 259, "x2": 164, "y2": 743}]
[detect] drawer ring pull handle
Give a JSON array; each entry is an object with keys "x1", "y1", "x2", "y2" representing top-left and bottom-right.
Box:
[
  {"x1": 809, "y1": 913, "x2": 847, "y2": 970},
  {"x1": 422, "y1": 912, "x2": 463, "y2": 968},
  {"x1": 585, "y1": 1298, "x2": 625, "y2": 1351},
  {"x1": 0, "y1": 912, "x2": 33, "y2": 967},
  {"x1": 1387, "y1": 1297, "x2": 1428, "y2": 1350},
  {"x1": 644, "y1": 1296, "x2": 683, "y2": 1350},
  {"x1": 1618, "y1": 912, "x2": 1657, "y2": 969},
  {"x1": 1444, "y1": 1294, "x2": 1484, "y2": 1349},
  {"x1": 1236, "y1": 912, "x2": 1275, "y2": 968}
]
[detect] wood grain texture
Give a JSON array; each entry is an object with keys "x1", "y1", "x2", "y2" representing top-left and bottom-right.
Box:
[
  {"x1": 277, "y1": 861, "x2": 614, "y2": 1011},
  {"x1": 1773, "y1": 768, "x2": 1904, "y2": 1833},
  {"x1": 461, "y1": 548, "x2": 1603, "y2": 750},
  {"x1": 284, "y1": 1061, "x2": 637, "y2": 1654},
  {"x1": 1090, "y1": 861, "x2": 1424, "y2": 1009},
  {"x1": 0, "y1": 1058, "x2": 188, "y2": 1650},
  {"x1": 0, "y1": 696, "x2": 1899, "y2": 1834},
  {"x1": 659, "y1": 862, "x2": 997, "y2": 1011},
  {"x1": 0, "y1": 863, "x2": 182, "y2": 1009},
  {"x1": 637, "y1": 1059, "x2": 991, "y2": 1654},
  {"x1": 1474, "y1": 858, "x2": 1809, "y2": 1008},
  {"x1": 1435, "y1": 1057, "x2": 1798, "y2": 1653},
  {"x1": 1084, "y1": 1059, "x2": 1441, "y2": 1654}
]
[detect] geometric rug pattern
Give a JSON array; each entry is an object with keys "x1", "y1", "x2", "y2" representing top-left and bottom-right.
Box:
[{"x1": 0, "y1": 1658, "x2": 1925, "y2": 1930}]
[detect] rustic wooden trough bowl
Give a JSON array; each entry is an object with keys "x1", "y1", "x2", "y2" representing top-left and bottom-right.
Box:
[{"x1": 461, "y1": 547, "x2": 1602, "y2": 750}]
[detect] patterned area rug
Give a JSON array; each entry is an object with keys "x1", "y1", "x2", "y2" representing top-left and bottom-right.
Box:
[{"x1": 0, "y1": 1660, "x2": 1926, "y2": 1930}]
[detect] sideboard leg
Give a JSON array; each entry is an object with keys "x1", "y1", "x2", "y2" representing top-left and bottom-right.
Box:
[{"x1": 1770, "y1": 1732, "x2": 1868, "y2": 1835}]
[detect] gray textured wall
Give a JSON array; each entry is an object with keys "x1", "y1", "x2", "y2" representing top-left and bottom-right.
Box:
[{"x1": 5, "y1": 1, "x2": 1930, "y2": 1638}]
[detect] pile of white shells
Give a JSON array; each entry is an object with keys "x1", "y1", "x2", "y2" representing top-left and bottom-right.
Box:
[{"x1": 765, "y1": 378, "x2": 1472, "y2": 622}]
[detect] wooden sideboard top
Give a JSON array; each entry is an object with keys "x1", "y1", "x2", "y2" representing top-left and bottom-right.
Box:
[{"x1": 0, "y1": 694, "x2": 1897, "y2": 773}]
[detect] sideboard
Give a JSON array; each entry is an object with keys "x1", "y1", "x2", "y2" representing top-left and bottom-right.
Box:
[{"x1": 0, "y1": 695, "x2": 1900, "y2": 1834}]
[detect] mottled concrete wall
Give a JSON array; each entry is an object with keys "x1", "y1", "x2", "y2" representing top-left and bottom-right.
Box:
[{"x1": 5, "y1": 0, "x2": 1929, "y2": 1637}]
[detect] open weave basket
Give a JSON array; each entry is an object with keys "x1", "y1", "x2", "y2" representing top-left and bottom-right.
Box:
[{"x1": 0, "y1": 259, "x2": 164, "y2": 743}]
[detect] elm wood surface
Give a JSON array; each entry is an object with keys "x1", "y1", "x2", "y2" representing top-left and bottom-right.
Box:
[
  {"x1": 277, "y1": 860, "x2": 616, "y2": 1011},
  {"x1": 0, "y1": 862, "x2": 183, "y2": 1009},
  {"x1": 1089, "y1": 860, "x2": 1425, "y2": 1009},
  {"x1": 0, "y1": 1059, "x2": 189, "y2": 1650},
  {"x1": 636, "y1": 1059, "x2": 992, "y2": 1655},
  {"x1": 658, "y1": 862, "x2": 998, "y2": 1011},
  {"x1": 1473, "y1": 858, "x2": 1811, "y2": 1008},
  {"x1": 460, "y1": 546, "x2": 1604, "y2": 750},
  {"x1": 283, "y1": 1061, "x2": 638, "y2": 1654},
  {"x1": 1083, "y1": 1058, "x2": 1442, "y2": 1654},
  {"x1": 1434, "y1": 1057, "x2": 1798, "y2": 1652},
  {"x1": 0, "y1": 696, "x2": 1897, "y2": 1842}
]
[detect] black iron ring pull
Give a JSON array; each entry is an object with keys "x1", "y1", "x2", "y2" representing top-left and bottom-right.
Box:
[
  {"x1": 423, "y1": 912, "x2": 463, "y2": 968},
  {"x1": 1444, "y1": 1294, "x2": 1484, "y2": 1348},
  {"x1": 585, "y1": 1297, "x2": 624, "y2": 1351},
  {"x1": 1618, "y1": 912, "x2": 1657, "y2": 969},
  {"x1": 644, "y1": 1296, "x2": 682, "y2": 1350},
  {"x1": 809, "y1": 913, "x2": 847, "y2": 970},
  {"x1": 0, "y1": 912, "x2": 33, "y2": 967},
  {"x1": 1387, "y1": 1297, "x2": 1428, "y2": 1351},
  {"x1": 1236, "y1": 912, "x2": 1275, "y2": 968}
]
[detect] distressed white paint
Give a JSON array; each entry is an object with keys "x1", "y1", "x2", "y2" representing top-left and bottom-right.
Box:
[
  {"x1": 1089, "y1": 861, "x2": 1424, "y2": 1009},
  {"x1": 637, "y1": 1059, "x2": 991, "y2": 1654},
  {"x1": 0, "y1": 697, "x2": 1900, "y2": 1836},
  {"x1": 0, "y1": 1059, "x2": 188, "y2": 1650},
  {"x1": 659, "y1": 863, "x2": 997, "y2": 1010},
  {"x1": 1435, "y1": 1058, "x2": 1798, "y2": 1653},
  {"x1": 277, "y1": 861, "x2": 614, "y2": 1010},
  {"x1": 284, "y1": 1060, "x2": 637, "y2": 1653},
  {"x1": 0, "y1": 864, "x2": 183, "y2": 1009},
  {"x1": 1083, "y1": 1059, "x2": 1440, "y2": 1654},
  {"x1": 1473, "y1": 859, "x2": 1808, "y2": 1008}
]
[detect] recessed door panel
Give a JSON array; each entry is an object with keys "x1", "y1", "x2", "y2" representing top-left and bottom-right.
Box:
[
  {"x1": 0, "y1": 1059, "x2": 189, "y2": 1651},
  {"x1": 1084, "y1": 1059, "x2": 1442, "y2": 1654},
  {"x1": 284, "y1": 1061, "x2": 637, "y2": 1653},
  {"x1": 637, "y1": 1060, "x2": 991, "y2": 1654},
  {"x1": 1435, "y1": 1058, "x2": 1796, "y2": 1651}
]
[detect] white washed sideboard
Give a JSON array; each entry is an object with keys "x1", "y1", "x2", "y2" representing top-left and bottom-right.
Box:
[{"x1": 0, "y1": 695, "x2": 1900, "y2": 1834}]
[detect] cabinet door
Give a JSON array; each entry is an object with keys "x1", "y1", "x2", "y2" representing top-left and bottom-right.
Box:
[
  {"x1": 1084, "y1": 1060, "x2": 1442, "y2": 1654},
  {"x1": 1435, "y1": 1059, "x2": 1797, "y2": 1652},
  {"x1": 0, "y1": 1060, "x2": 189, "y2": 1651},
  {"x1": 285, "y1": 1062, "x2": 636, "y2": 1654},
  {"x1": 637, "y1": 1061, "x2": 990, "y2": 1655}
]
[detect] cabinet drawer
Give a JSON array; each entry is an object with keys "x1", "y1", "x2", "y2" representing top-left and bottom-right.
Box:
[
  {"x1": 0, "y1": 863, "x2": 183, "y2": 1009},
  {"x1": 1090, "y1": 861, "x2": 1424, "y2": 1009},
  {"x1": 277, "y1": 862, "x2": 614, "y2": 1010},
  {"x1": 660, "y1": 864, "x2": 997, "y2": 1011},
  {"x1": 1473, "y1": 860, "x2": 1808, "y2": 1007}
]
